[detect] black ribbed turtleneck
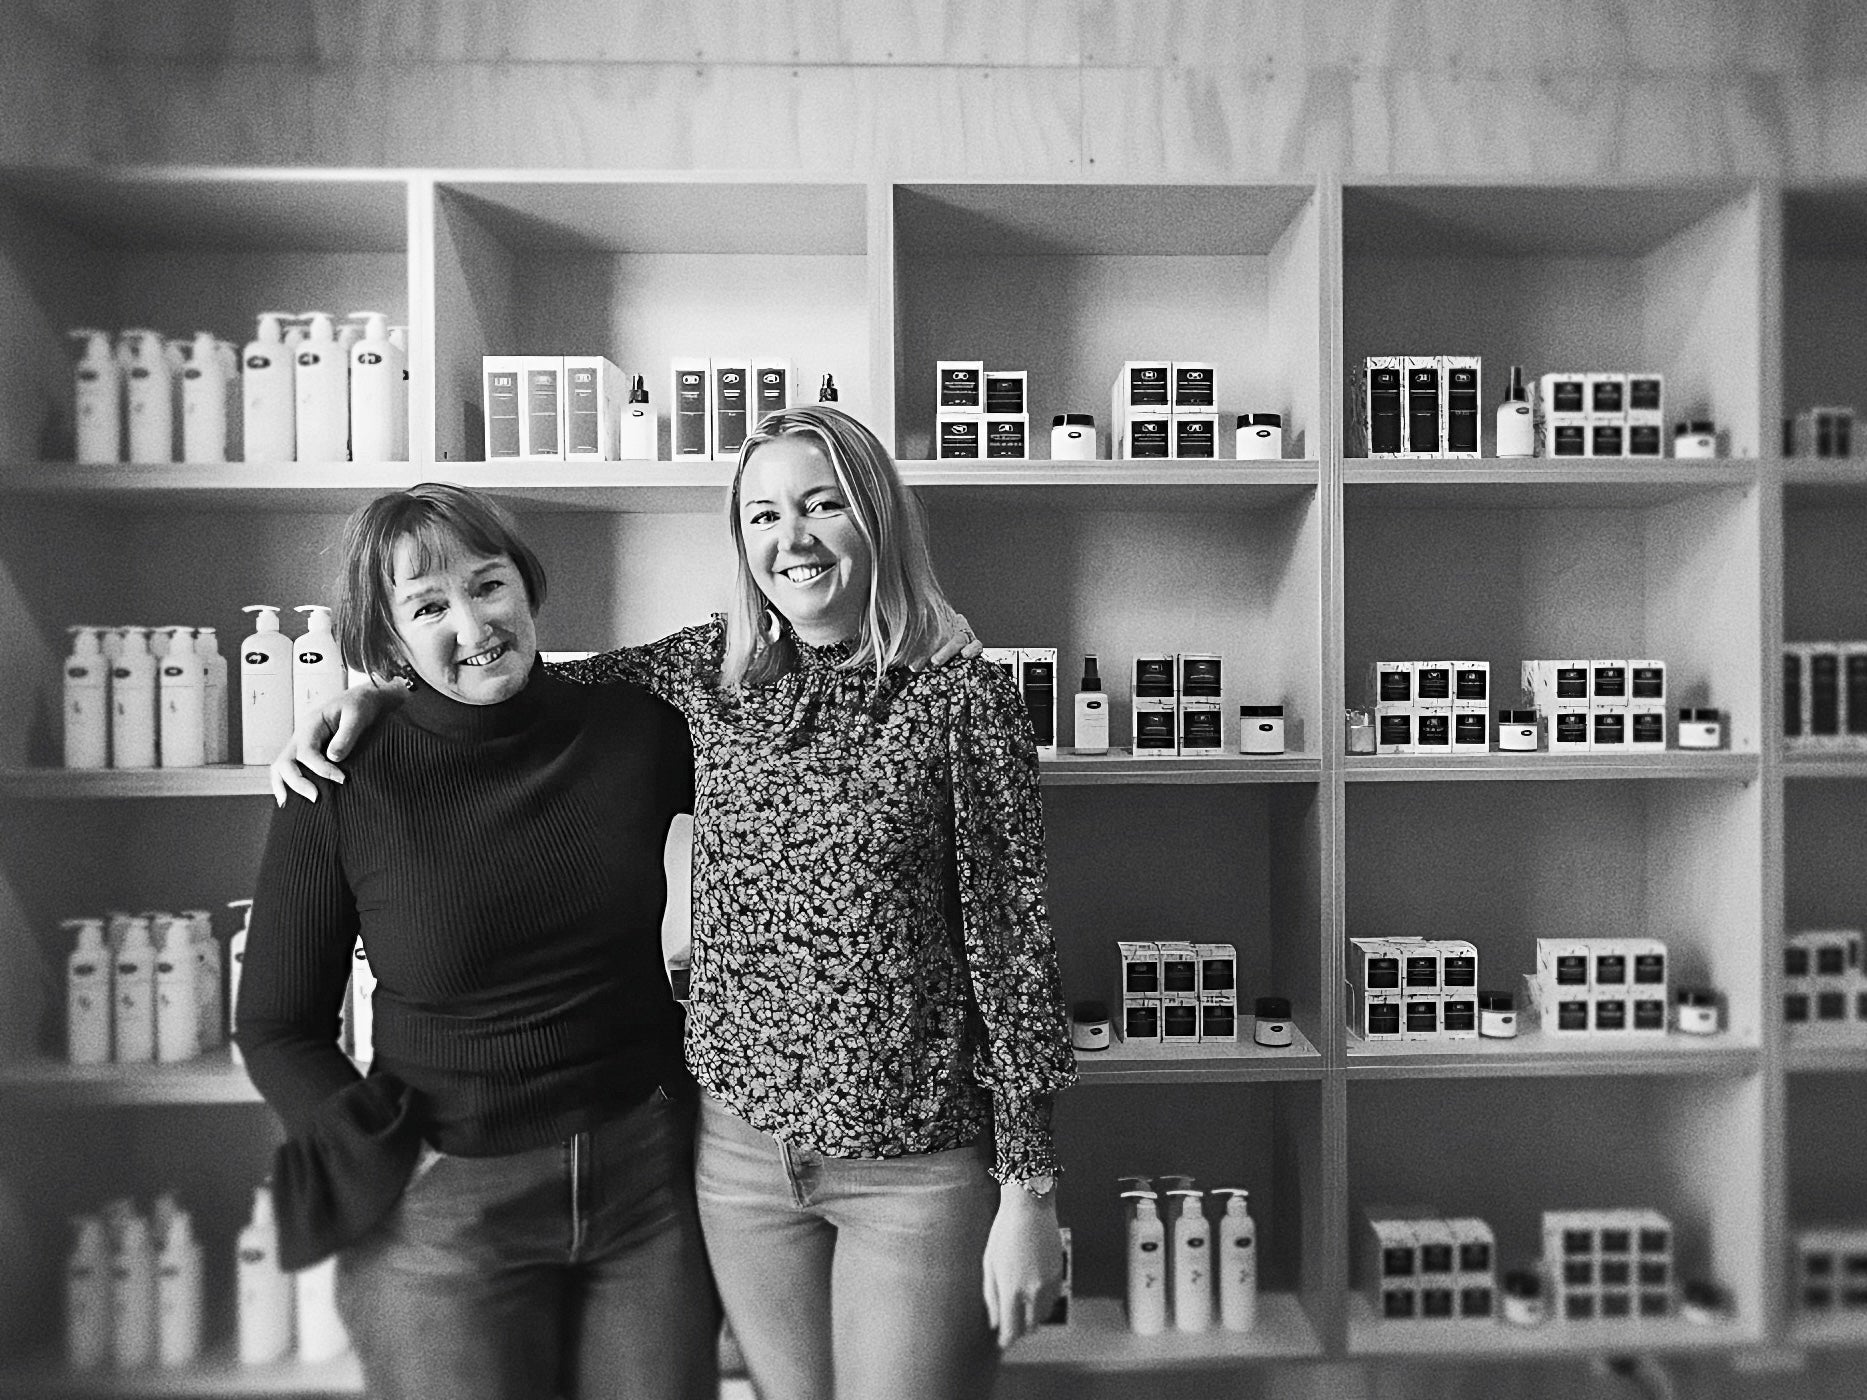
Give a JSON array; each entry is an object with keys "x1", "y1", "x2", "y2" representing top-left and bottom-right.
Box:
[{"x1": 237, "y1": 664, "x2": 695, "y2": 1157}]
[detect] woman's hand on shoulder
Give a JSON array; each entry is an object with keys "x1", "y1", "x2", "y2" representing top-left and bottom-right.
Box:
[
  {"x1": 268, "y1": 682, "x2": 404, "y2": 806},
  {"x1": 982, "y1": 1182, "x2": 1064, "y2": 1350}
]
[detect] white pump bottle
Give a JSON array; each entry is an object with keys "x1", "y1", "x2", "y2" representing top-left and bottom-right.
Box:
[
  {"x1": 348, "y1": 311, "x2": 407, "y2": 462},
  {"x1": 64, "y1": 918, "x2": 112, "y2": 1066},
  {"x1": 1122, "y1": 1189, "x2": 1168, "y2": 1336},
  {"x1": 63, "y1": 626, "x2": 110, "y2": 769},
  {"x1": 196, "y1": 626, "x2": 229, "y2": 763},
  {"x1": 1168, "y1": 1187, "x2": 1212, "y2": 1332},
  {"x1": 242, "y1": 312, "x2": 297, "y2": 462},
  {"x1": 153, "y1": 1193, "x2": 204, "y2": 1368},
  {"x1": 240, "y1": 606, "x2": 295, "y2": 764},
  {"x1": 180, "y1": 330, "x2": 232, "y2": 463},
  {"x1": 293, "y1": 605, "x2": 346, "y2": 730},
  {"x1": 110, "y1": 626, "x2": 159, "y2": 769},
  {"x1": 121, "y1": 329, "x2": 176, "y2": 463},
  {"x1": 294, "y1": 311, "x2": 349, "y2": 462},
  {"x1": 68, "y1": 329, "x2": 122, "y2": 464},
  {"x1": 65, "y1": 1214, "x2": 111, "y2": 1370},
  {"x1": 154, "y1": 915, "x2": 201, "y2": 1063},
  {"x1": 1213, "y1": 1188, "x2": 1258, "y2": 1332},
  {"x1": 237, "y1": 1185, "x2": 295, "y2": 1365},
  {"x1": 156, "y1": 625, "x2": 206, "y2": 768}
]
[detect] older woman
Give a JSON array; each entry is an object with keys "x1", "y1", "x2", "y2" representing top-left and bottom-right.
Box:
[
  {"x1": 280, "y1": 407, "x2": 1077, "y2": 1400},
  {"x1": 236, "y1": 483, "x2": 716, "y2": 1400}
]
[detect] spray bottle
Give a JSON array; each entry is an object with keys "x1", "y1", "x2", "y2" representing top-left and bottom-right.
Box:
[
  {"x1": 113, "y1": 916, "x2": 158, "y2": 1064},
  {"x1": 64, "y1": 918, "x2": 111, "y2": 1066},
  {"x1": 1122, "y1": 1189, "x2": 1167, "y2": 1336},
  {"x1": 63, "y1": 626, "x2": 111, "y2": 769},
  {"x1": 1213, "y1": 1188, "x2": 1258, "y2": 1332},
  {"x1": 294, "y1": 312, "x2": 349, "y2": 462},
  {"x1": 182, "y1": 909, "x2": 223, "y2": 1051},
  {"x1": 242, "y1": 312, "x2": 297, "y2": 463},
  {"x1": 65, "y1": 1214, "x2": 111, "y2": 1370},
  {"x1": 154, "y1": 916, "x2": 201, "y2": 1064},
  {"x1": 121, "y1": 330, "x2": 176, "y2": 463},
  {"x1": 156, "y1": 626, "x2": 205, "y2": 768},
  {"x1": 107, "y1": 1198, "x2": 157, "y2": 1370},
  {"x1": 1167, "y1": 1187, "x2": 1212, "y2": 1332},
  {"x1": 196, "y1": 626, "x2": 229, "y2": 764},
  {"x1": 240, "y1": 606, "x2": 295, "y2": 764},
  {"x1": 227, "y1": 899, "x2": 254, "y2": 1067},
  {"x1": 109, "y1": 626, "x2": 159, "y2": 769},
  {"x1": 236, "y1": 1185, "x2": 294, "y2": 1365},
  {"x1": 68, "y1": 329, "x2": 122, "y2": 464},
  {"x1": 293, "y1": 606, "x2": 346, "y2": 730},
  {"x1": 348, "y1": 312, "x2": 406, "y2": 462},
  {"x1": 179, "y1": 331, "x2": 231, "y2": 463},
  {"x1": 152, "y1": 1193, "x2": 203, "y2": 1368}
]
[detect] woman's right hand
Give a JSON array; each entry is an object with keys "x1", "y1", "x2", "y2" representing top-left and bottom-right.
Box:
[{"x1": 269, "y1": 683, "x2": 402, "y2": 806}]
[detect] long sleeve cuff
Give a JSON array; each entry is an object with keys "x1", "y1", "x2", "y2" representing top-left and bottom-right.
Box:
[{"x1": 991, "y1": 1092, "x2": 1062, "y2": 1184}]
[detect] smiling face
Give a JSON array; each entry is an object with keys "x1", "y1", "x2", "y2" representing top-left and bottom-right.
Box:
[
  {"x1": 389, "y1": 538, "x2": 538, "y2": 705},
  {"x1": 737, "y1": 433, "x2": 874, "y2": 646}
]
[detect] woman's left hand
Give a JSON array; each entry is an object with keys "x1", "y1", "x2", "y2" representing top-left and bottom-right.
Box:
[{"x1": 982, "y1": 1183, "x2": 1064, "y2": 1349}]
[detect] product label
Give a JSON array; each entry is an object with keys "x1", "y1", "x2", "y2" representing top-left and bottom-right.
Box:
[{"x1": 486, "y1": 371, "x2": 521, "y2": 458}]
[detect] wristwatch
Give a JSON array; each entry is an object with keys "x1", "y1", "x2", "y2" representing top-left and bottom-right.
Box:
[{"x1": 1016, "y1": 1174, "x2": 1056, "y2": 1200}]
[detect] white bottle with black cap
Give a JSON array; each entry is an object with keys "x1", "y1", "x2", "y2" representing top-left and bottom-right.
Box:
[
  {"x1": 1073, "y1": 655, "x2": 1109, "y2": 754},
  {"x1": 1050, "y1": 414, "x2": 1097, "y2": 461},
  {"x1": 1235, "y1": 413, "x2": 1283, "y2": 460},
  {"x1": 240, "y1": 606, "x2": 295, "y2": 764},
  {"x1": 68, "y1": 329, "x2": 122, "y2": 464}
]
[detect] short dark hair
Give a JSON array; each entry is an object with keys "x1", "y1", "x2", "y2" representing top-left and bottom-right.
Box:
[{"x1": 337, "y1": 483, "x2": 547, "y2": 681}]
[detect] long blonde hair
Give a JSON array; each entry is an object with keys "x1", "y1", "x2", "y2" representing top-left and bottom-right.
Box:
[{"x1": 720, "y1": 405, "x2": 951, "y2": 692}]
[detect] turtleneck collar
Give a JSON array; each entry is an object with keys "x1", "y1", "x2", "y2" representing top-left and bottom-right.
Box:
[{"x1": 399, "y1": 657, "x2": 552, "y2": 741}]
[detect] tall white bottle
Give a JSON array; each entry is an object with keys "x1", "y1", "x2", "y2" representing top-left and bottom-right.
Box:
[
  {"x1": 619, "y1": 375, "x2": 658, "y2": 459},
  {"x1": 68, "y1": 329, "x2": 122, "y2": 464},
  {"x1": 113, "y1": 916, "x2": 158, "y2": 1064},
  {"x1": 388, "y1": 325, "x2": 411, "y2": 461},
  {"x1": 65, "y1": 1214, "x2": 111, "y2": 1370},
  {"x1": 237, "y1": 1185, "x2": 295, "y2": 1365},
  {"x1": 107, "y1": 1199, "x2": 157, "y2": 1371},
  {"x1": 294, "y1": 1257, "x2": 348, "y2": 1362},
  {"x1": 121, "y1": 330, "x2": 176, "y2": 464},
  {"x1": 63, "y1": 626, "x2": 111, "y2": 769},
  {"x1": 227, "y1": 899, "x2": 254, "y2": 1067},
  {"x1": 179, "y1": 330, "x2": 231, "y2": 463},
  {"x1": 110, "y1": 626, "x2": 159, "y2": 769},
  {"x1": 64, "y1": 918, "x2": 112, "y2": 1066},
  {"x1": 183, "y1": 909, "x2": 223, "y2": 1051},
  {"x1": 153, "y1": 1194, "x2": 204, "y2": 1368},
  {"x1": 1122, "y1": 1190, "x2": 1168, "y2": 1336},
  {"x1": 294, "y1": 312, "x2": 349, "y2": 462},
  {"x1": 348, "y1": 312, "x2": 406, "y2": 462},
  {"x1": 156, "y1": 626, "x2": 206, "y2": 768},
  {"x1": 242, "y1": 312, "x2": 297, "y2": 463},
  {"x1": 240, "y1": 606, "x2": 295, "y2": 764},
  {"x1": 293, "y1": 606, "x2": 346, "y2": 730},
  {"x1": 1168, "y1": 1188, "x2": 1212, "y2": 1333},
  {"x1": 154, "y1": 916, "x2": 201, "y2": 1064},
  {"x1": 1213, "y1": 1188, "x2": 1258, "y2": 1332},
  {"x1": 196, "y1": 627, "x2": 229, "y2": 763}
]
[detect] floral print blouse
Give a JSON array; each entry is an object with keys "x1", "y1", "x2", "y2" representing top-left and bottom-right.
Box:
[{"x1": 551, "y1": 618, "x2": 1075, "y2": 1182}]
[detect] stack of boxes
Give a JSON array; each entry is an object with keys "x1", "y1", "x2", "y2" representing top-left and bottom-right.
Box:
[
  {"x1": 1134, "y1": 655, "x2": 1227, "y2": 758},
  {"x1": 1110, "y1": 361, "x2": 1219, "y2": 459},
  {"x1": 1358, "y1": 1210, "x2": 1497, "y2": 1321},
  {"x1": 1538, "y1": 373, "x2": 1666, "y2": 458},
  {"x1": 1542, "y1": 1209, "x2": 1675, "y2": 1321},
  {"x1": 1784, "y1": 929, "x2": 1867, "y2": 1029},
  {"x1": 1525, "y1": 938, "x2": 1670, "y2": 1036},
  {"x1": 935, "y1": 362, "x2": 1029, "y2": 459},
  {"x1": 1795, "y1": 1226, "x2": 1867, "y2": 1316},
  {"x1": 1522, "y1": 658, "x2": 1668, "y2": 754},
  {"x1": 1345, "y1": 937, "x2": 1479, "y2": 1042},
  {"x1": 1116, "y1": 941, "x2": 1237, "y2": 1045},
  {"x1": 1783, "y1": 643, "x2": 1867, "y2": 748},
  {"x1": 1362, "y1": 356, "x2": 1481, "y2": 457},
  {"x1": 1372, "y1": 661, "x2": 1491, "y2": 755},
  {"x1": 982, "y1": 648, "x2": 1058, "y2": 757},
  {"x1": 666, "y1": 357, "x2": 794, "y2": 460},
  {"x1": 485, "y1": 355, "x2": 632, "y2": 460}
]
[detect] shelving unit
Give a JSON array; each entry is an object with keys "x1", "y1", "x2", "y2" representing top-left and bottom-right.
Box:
[{"x1": 0, "y1": 166, "x2": 1859, "y2": 1393}]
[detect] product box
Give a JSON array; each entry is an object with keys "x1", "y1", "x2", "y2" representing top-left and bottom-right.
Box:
[
  {"x1": 1549, "y1": 705, "x2": 1591, "y2": 753},
  {"x1": 1541, "y1": 372, "x2": 1587, "y2": 456},
  {"x1": 1453, "y1": 661, "x2": 1490, "y2": 708},
  {"x1": 1172, "y1": 414, "x2": 1218, "y2": 459},
  {"x1": 1366, "y1": 357, "x2": 1405, "y2": 457},
  {"x1": 670, "y1": 357, "x2": 712, "y2": 458},
  {"x1": 1441, "y1": 356, "x2": 1481, "y2": 458},
  {"x1": 750, "y1": 357, "x2": 793, "y2": 423},
  {"x1": 1133, "y1": 655, "x2": 1177, "y2": 758},
  {"x1": 1374, "y1": 661, "x2": 1415, "y2": 707},
  {"x1": 985, "y1": 369, "x2": 1026, "y2": 416},
  {"x1": 482, "y1": 356, "x2": 523, "y2": 459},
  {"x1": 1359, "y1": 1214, "x2": 1421, "y2": 1319},
  {"x1": 938, "y1": 360, "x2": 985, "y2": 412},
  {"x1": 985, "y1": 414, "x2": 1029, "y2": 460},
  {"x1": 1197, "y1": 944, "x2": 1238, "y2": 995},
  {"x1": 1448, "y1": 1218, "x2": 1497, "y2": 1320},
  {"x1": 1199, "y1": 991, "x2": 1238, "y2": 1043},
  {"x1": 1403, "y1": 356, "x2": 1441, "y2": 456},
  {"x1": 1590, "y1": 661, "x2": 1629, "y2": 708},
  {"x1": 1161, "y1": 993, "x2": 1202, "y2": 1044},
  {"x1": 936, "y1": 412, "x2": 983, "y2": 460},
  {"x1": 562, "y1": 355, "x2": 626, "y2": 461},
  {"x1": 1019, "y1": 648, "x2": 1058, "y2": 757},
  {"x1": 1347, "y1": 983, "x2": 1404, "y2": 1041},
  {"x1": 1414, "y1": 706, "x2": 1452, "y2": 754},
  {"x1": 1451, "y1": 710, "x2": 1490, "y2": 754},
  {"x1": 1415, "y1": 663, "x2": 1453, "y2": 704},
  {"x1": 1171, "y1": 361, "x2": 1216, "y2": 412},
  {"x1": 1119, "y1": 413, "x2": 1171, "y2": 459},
  {"x1": 1376, "y1": 706, "x2": 1415, "y2": 755},
  {"x1": 711, "y1": 359, "x2": 751, "y2": 460}
]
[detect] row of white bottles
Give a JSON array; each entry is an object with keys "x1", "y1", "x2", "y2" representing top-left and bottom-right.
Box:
[
  {"x1": 64, "y1": 607, "x2": 344, "y2": 769},
  {"x1": 70, "y1": 314, "x2": 408, "y2": 464},
  {"x1": 63, "y1": 624, "x2": 227, "y2": 769},
  {"x1": 1121, "y1": 1179, "x2": 1256, "y2": 1336},
  {"x1": 64, "y1": 911, "x2": 226, "y2": 1066}
]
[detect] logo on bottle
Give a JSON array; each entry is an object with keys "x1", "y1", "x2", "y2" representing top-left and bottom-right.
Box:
[{"x1": 246, "y1": 354, "x2": 271, "y2": 370}]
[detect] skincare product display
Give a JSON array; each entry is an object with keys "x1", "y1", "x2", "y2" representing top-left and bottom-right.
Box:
[
  {"x1": 1542, "y1": 1209, "x2": 1677, "y2": 1322},
  {"x1": 1360, "y1": 355, "x2": 1482, "y2": 458},
  {"x1": 62, "y1": 625, "x2": 231, "y2": 769},
  {"x1": 1367, "y1": 660, "x2": 1493, "y2": 755},
  {"x1": 1358, "y1": 1209, "x2": 1497, "y2": 1321},
  {"x1": 1525, "y1": 938, "x2": 1673, "y2": 1037},
  {"x1": 1795, "y1": 1226, "x2": 1867, "y2": 1317},
  {"x1": 1783, "y1": 928, "x2": 1867, "y2": 1031},
  {"x1": 1540, "y1": 372, "x2": 1667, "y2": 458},
  {"x1": 1783, "y1": 642, "x2": 1867, "y2": 748},
  {"x1": 1119, "y1": 1179, "x2": 1257, "y2": 1335},
  {"x1": 1785, "y1": 406, "x2": 1856, "y2": 458},
  {"x1": 57, "y1": 910, "x2": 225, "y2": 1067},
  {"x1": 936, "y1": 361, "x2": 1029, "y2": 460},
  {"x1": 1345, "y1": 937, "x2": 1479, "y2": 1042},
  {"x1": 1113, "y1": 942, "x2": 1280, "y2": 1049}
]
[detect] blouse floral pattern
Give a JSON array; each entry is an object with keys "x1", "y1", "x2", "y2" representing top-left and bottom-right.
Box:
[{"x1": 551, "y1": 618, "x2": 1076, "y2": 1182}]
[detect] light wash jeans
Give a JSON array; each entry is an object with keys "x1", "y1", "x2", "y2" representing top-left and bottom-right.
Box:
[
  {"x1": 694, "y1": 1095, "x2": 1000, "y2": 1400},
  {"x1": 336, "y1": 1089, "x2": 719, "y2": 1400}
]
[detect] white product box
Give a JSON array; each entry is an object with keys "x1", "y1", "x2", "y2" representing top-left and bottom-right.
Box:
[
  {"x1": 562, "y1": 355, "x2": 625, "y2": 460},
  {"x1": 1018, "y1": 648, "x2": 1058, "y2": 757},
  {"x1": 1402, "y1": 993, "x2": 1442, "y2": 1040},
  {"x1": 1375, "y1": 661, "x2": 1415, "y2": 707},
  {"x1": 670, "y1": 358, "x2": 711, "y2": 458},
  {"x1": 1365, "y1": 356, "x2": 1405, "y2": 457},
  {"x1": 1171, "y1": 361, "x2": 1216, "y2": 413},
  {"x1": 1453, "y1": 661, "x2": 1490, "y2": 708},
  {"x1": 1452, "y1": 710, "x2": 1490, "y2": 754},
  {"x1": 1133, "y1": 655, "x2": 1177, "y2": 757},
  {"x1": 936, "y1": 412, "x2": 983, "y2": 459},
  {"x1": 1376, "y1": 706, "x2": 1415, "y2": 755},
  {"x1": 750, "y1": 357, "x2": 793, "y2": 425},
  {"x1": 1197, "y1": 944, "x2": 1238, "y2": 995},
  {"x1": 1415, "y1": 663, "x2": 1453, "y2": 705},
  {"x1": 1199, "y1": 991, "x2": 1238, "y2": 1043},
  {"x1": 1161, "y1": 993, "x2": 1201, "y2": 1044},
  {"x1": 710, "y1": 359, "x2": 751, "y2": 460},
  {"x1": 1414, "y1": 706, "x2": 1452, "y2": 755},
  {"x1": 1118, "y1": 413, "x2": 1171, "y2": 459},
  {"x1": 985, "y1": 414, "x2": 1030, "y2": 459},
  {"x1": 1541, "y1": 372, "x2": 1587, "y2": 457},
  {"x1": 1628, "y1": 707, "x2": 1667, "y2": 751},
  {"x1": 938, "y1": 360, "x2": 985, "y2": 412},
  {"x1": 1172, "y1": 413, "x2": 1218, "y2": 459},
  {"x1": 1448, "y1": 1218, "x2": 1497, "y2": 1319},
  {"x1": 984, "y1": 369, "x2": 1026, "y2": 417},
  {"x1": 1590, "y1": 661, "x2": 1630, "y2": 708},
  {"x1": 1403, "y1": 356, "x2": 1442, "y2": 456},
  {"x1": 482, "y1": 356, "x2": 524, "y2": 459},
  {"x1": 1550, "y1": 704, "x2": 1592, "y2": 753},
  {"x1": 1441, "y1": 356, "x2": 1482, "y2": 458}
]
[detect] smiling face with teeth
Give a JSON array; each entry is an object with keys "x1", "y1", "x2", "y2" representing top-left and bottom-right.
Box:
[
  {"x1": 737, "y1": 434, "x2": 873, "y2": 646},
  {"x1": 389, "y1": 537, "x2": 539, "y2": 706}
]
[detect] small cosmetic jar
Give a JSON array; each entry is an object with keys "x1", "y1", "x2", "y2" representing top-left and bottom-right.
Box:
[
  {"x1": 1675, "y1": 988, "x2": 1720, "y2": 1036},
  {"x1": 1677, "y1": 708, "x2": 1723, "y2": 749},
  {"x1": 1479, "y1": 990, "x2": 1519, "y2": 1039},
  {"x1": 1501, "y1": 1271, "x2": 1546, "y2": 1327},
  {"x1": 1346, "y1": 708, "x2": 1375, "y2": 754},
  {"x1": 1674, "y1": 419, "x2": 1717, "y2": 459},
  {"x1": 1253, "y1": 997, "x2": 1294, "y2": 1047},
  {"x1": 1236, "y1": 413, "x2": 1284, "y2": 460},
  {"x1": 1240, "y1": 705, "x2": 1286, "y2": 754},
  {"x1": 1051, "y1": 413, "x2": 1097, "y2": 462},
  {"x1": 1498, "y1": 710, "x2": 1540, "y2": 752}
]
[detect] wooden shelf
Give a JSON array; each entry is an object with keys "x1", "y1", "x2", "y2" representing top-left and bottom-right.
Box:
[
  {"x1": 0, "y1": 1052, "x2": 259, "y2": 1105},
  {"x1": 1344, "y1": 1294, "x2": 1760, "y2": 1358},
  {"x1": 0, "y1": 1352, "x2": 361, "y2": 1397},
  {"x1": 1005, "y1": 1295, "x2": 1322, "y2": 1369},
  {"x1": 1344, "y1": 753, "x2": 1759, "y2": 782},
  {"x1": 1042, "y1": 754, "x2": 1320, "y2": 787},
  {"x1": 1075, "y1": 1021, "x2": 1322, "y2": 1085},
  {"x1": 0, "y1": 767, "x2": 271, "y2": 799},
  {"x1": 1347, "y1": 1031, "x2": 1761, "y2": 1080}
]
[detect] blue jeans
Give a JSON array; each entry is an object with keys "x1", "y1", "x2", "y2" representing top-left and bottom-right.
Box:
[
  {"x1": 694, "y1": 1095, "x2": 1000, "y2": 1400},
  {"x1": 337, "y1": 1090, "x2": 719, "y2": 1400}
]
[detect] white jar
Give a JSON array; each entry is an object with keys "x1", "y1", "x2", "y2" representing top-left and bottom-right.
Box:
[
  {"x1": 1235, "y1": 413, "x2": 1283, "y2": 460},
  {"x1": 1677, "y1": 708, "x2": 1722, "y2": 749},
  {"x1": 1498, "y1": 710, "x2": 1539, "y2": 752},
  {"x1": 1051, "y1": 414, "x2": 1097, "y2": 461},
  {"x1": 1674, "y1": 420, "x2": 1717, "y2": 459},
  {"x1": 1240, "y1": 705, "x2": 1285, "y2": 754}
]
